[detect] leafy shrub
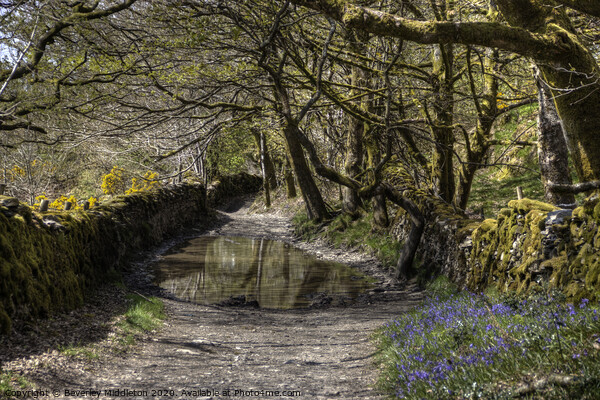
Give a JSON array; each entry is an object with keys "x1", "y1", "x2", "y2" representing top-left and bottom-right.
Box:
[{"x1": 101, "y1": 166, "x2": 125, "y2": 196}]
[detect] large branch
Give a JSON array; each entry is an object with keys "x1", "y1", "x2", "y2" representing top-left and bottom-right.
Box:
[
  {"x1": 548, "y1": 181, "x2": 600, "y2": 194},
  {"x1": 554, "y1": 0, "x2": 600, "y2": 18},
  {"x1": 288, "y1": 0, "x2": 566, "y2": 62},
  {"x1": 0, "y1": 0, "x2": 138, "y2": 82}
]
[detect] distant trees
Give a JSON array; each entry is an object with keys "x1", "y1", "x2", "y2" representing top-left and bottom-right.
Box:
[{"x1": 0, "y1": 2, "x2": 598, "y2": 247}]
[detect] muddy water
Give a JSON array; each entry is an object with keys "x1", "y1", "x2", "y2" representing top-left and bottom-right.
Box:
[{"x1": 153, "y1": 236, "x2": 373, "y2": 308}]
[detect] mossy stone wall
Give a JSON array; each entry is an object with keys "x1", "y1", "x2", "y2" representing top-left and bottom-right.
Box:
[
  {"x1": 390, "y1": 190, "x2": 478, "y2": 284},
  {"x1": 391, "y1": 193, "x2": 600, "y2": 302},
  {"x1": 0, "y1": 184, "x2": 207, "y2": 335},
  {"x1": 206, "y1": 173, "x2": 262, "y2": 208}
]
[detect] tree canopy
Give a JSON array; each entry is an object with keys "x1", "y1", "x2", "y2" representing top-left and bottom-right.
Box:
[{"x1": 1, "y1": 0, "x2": 599, "y2": 275}]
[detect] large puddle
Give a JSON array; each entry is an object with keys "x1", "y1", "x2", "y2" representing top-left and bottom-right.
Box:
[{"x1": 153, "y1": 236, "x2": 373, "y2": 309}]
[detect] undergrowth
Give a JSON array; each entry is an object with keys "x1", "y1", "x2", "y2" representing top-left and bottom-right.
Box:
[
  {"x1": 292, "y1": 210, "x2": 403, "y2": 270},
  {"x1": 58, "y1": 343, "x2": 100, "y2": 360},
  {"x1": 0, "y1": 371, "x2": 30, "y2": 397},
  {"x1": 374, "y1": 277, "x2": 600, "y2": 399},
  {"x1": 115, "y1": 293, "x2": 165, "y2": 351}
]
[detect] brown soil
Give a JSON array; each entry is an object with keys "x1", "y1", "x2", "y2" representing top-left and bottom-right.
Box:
[{"x1": 0, "y1": 198, "x2": 422, "y2": 399}]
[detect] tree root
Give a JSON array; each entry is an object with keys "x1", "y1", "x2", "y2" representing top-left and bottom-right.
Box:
[{"x1": 512, "y1": 373, "x2": 581, "y2": 397}]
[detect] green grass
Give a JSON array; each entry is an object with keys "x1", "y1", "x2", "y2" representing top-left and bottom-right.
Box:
[
  {"x1": 58, "y1": 343, "x2": 100, "y2": 360},
  {"x1": 112, "y1": 293, "x2": 165, "y2": 352},
  {"x1": 468, "y1": 103, "x2": 544, "y2": 217},
  {"x1": 469, "y1": 167, "x2": 545, "y2": 218},
  {"x1": 293, "y1": 210, "x2": 404, "y2": 270},
  {"x1": 120, "y1": 293, "x2": 165, "y2": 333},
  {"x1": 0, "y1": 371, "x2": 31, "y2": 398},
  {"x1": 374, "y1": 278, "x2": 600, "y2": 399}
]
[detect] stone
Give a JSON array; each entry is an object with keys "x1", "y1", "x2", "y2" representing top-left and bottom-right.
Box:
[
  {"x1": 0, "y1": 197, "x2": 19, "y2": 208},
  {"x1": 545, "y1": 209, "x2": 573, "y2": 227}
]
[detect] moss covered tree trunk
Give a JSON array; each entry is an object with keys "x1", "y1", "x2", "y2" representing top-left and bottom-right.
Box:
[
  {"x1": 284, "y1": 121, "x2": 330, "y2": 221},
  {"x1": 535, "y1": 67, "x2": 576, "y2": 207},
  {"x1": 494, "y1": 0, "x2": 600, "y2": 183},
  {"x1": 429, "y1": 44, "x2": 456, "y2": 203},
  {"x1": 342, "y1": 28, "x2": 368, "y2": 216}
]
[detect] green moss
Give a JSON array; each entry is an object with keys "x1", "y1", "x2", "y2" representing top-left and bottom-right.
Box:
[
  {"x1": 476, "y1": 218, "x2": 498, "y2": 233},
  {"x1": 593, "y1": 201, "x2": 600, "y2": 221},
  {"x1": 584, "y1": 258, "x2": 600, "y2": 288},
  {"x1": 0, "y1": 183, "x2": 211, "y2": 336},
  {"x1": 507, "y1": 198, "x2": 558, "y2": 214},
  {"x1": 582, "y1": 196, "x2": 599, "y2": 216},
  {"x1": 541, "y1": 253, "x2": 568, "y2": 272},
  {"x1": 456, "y1": 221, "x2": 479, "y2": 242},
  {"x1": 572, "y1": 206, "x2": 585, "y2": 219}
]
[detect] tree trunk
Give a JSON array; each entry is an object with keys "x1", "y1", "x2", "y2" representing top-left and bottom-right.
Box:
[
  {"x1": 365, "y1": 129, "x2": 389, "y2": 227},
  {"x1": 381, "y1": 184, "x2": 424, "y2": 280},
  {"x1": 430, "y1": 44, "x2": 456, "y2": 203},
  {"x1": 540, "y1": 63, "x2": 600, "y2": 183},
  {"x1": 283, "y1": 122, "x2": 330, "y2": 220},
  {"x1": 284, "y1": 157, "x2": 297, "y2": 199},
  {"x1": 252, "y1": 128, "x2": 277, "y2": 190},
  {"x1": 372, "y1": 194, "x2": 389, "y2": 227},
  {"x1": 342, "y1": 28, "x2": 367, "y2": 216},
  {"x1": 455, "y1": 48, "x2": 498, "y2": 210},
  {"x1": 258, "y1": 131, "x2": 271, "y2": 208},
  {"x1": 535, "y1": 67, "x2": 576, "y2": 207}
]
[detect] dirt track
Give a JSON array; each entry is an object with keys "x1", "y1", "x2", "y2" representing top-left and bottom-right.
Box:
[{"x1": 1, "y1": 199, "x2": 422, "y2": 400}]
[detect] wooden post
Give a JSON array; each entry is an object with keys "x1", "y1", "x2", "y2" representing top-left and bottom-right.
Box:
[
  {"x1": 64, "y1": 201, "x2": 72, "y2": 211},
  {"x1": 83, "y1": 201, "x2": 90, "y2": 210},
  {"x1": 39, "y1": 199, "x2": 49, "y2": 212},
  {"x1": 0, "y1": 184, "x2": 5, "y2": 195},
  {"x1": 516, "y1": 186, "x2": 524, "y2": 200}
]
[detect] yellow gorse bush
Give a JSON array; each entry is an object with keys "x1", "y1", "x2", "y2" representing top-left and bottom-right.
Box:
[
  {"x1": 5, "y1": 161, "x2": 55, "y2": 182},
  {"x1": 101, "y1": 166, "x2": 125, "y2": 195},
  {"x1": 126, "y1": 171, "x2": 160, "y2": 194},
  {"x1": 9, "y1": 165, "x2": 26, "y2": 179},
  {"x1": 49, "y1": 195, "x2": 80, "y2": 210}
]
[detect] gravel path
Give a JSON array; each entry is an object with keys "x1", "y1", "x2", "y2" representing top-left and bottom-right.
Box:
[{"x1": 1, "y1": 199, "x2": 422, "y2": 400}]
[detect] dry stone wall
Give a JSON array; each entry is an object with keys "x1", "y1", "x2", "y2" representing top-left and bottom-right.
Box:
[
  {"x1": 392, "y1": 193, "x2": 600, "y2": 302},
  {"x1": 0, "y1": 173, "x2": 262, "y2": 335}
]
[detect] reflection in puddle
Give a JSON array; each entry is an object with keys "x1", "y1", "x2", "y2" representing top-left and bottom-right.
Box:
[{"x1": 153, "y1": 236, "x2": 373, "y2": 309}]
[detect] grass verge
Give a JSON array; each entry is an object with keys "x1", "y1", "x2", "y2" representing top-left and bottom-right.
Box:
[
  {"x1": 1, "y1": 292, "x2": 165, "y2": 398},
  {"x1": 373, "y1": 277, "x2": 600, "y2": 399},
  {"x1": 0, "y1": 371, "x2": 30, "y2": 397},
  {"x1": 114, "y1": 293, "x2": 165, "y2": 351},
  {"x1": 58, "y1": 343, "x2": 100, "y2": 360},
  {"x1": 292, "y1": 210, "x2": 403, "y2": 270}
]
